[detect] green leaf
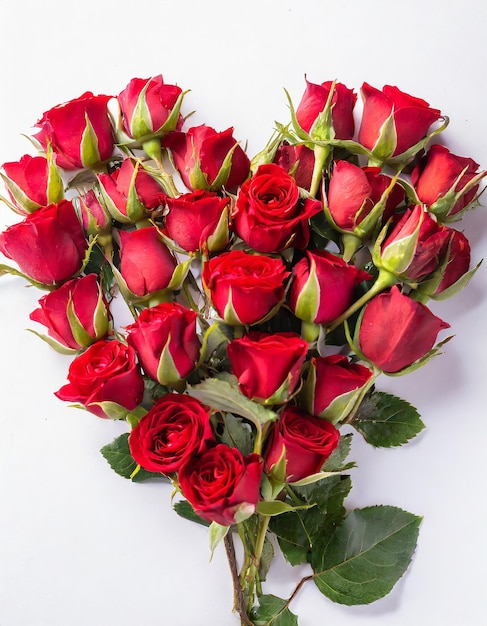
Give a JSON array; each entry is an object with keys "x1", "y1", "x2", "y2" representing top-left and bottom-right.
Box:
[
  {"x1": 311, "y1": 505, "x2": 422, "y2": 605},
  {"x1": 250, "y1": 594, "x2": 298, "y2": 626},
  {"x1": 216, "y1": 412, "x2": 254, "y2": 456},
  {"x1": 259, "y1": 536, "x2": 275, "y2": 583},
  {"x1": 187, "y1": 377, "x2": 278, "y2": 428},
  {"x1": 321, "y1": 433, "x2": 354, "y2": 471},
  {"x1": 209, "y1": 522, "x2": 229, "y2": 558},
  {"x1": 100, "y1": 433, "x2": 160, "y2": 481},
  {"x1": 353, "y1": 391, "x2": 425, "y2": 447},
  {"x1": 257, "y1": 500, "x2": 313, "y2": 517},
  {"x1": 173, "y1": 500, "x2": 209, "y2": 527}
]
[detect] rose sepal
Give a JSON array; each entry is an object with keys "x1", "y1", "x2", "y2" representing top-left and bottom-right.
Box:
[
  {"x1": 0, "y1": 263, "x2": 58, "y2": 290},
  {"x1": 26, "y1": 328, "x2": 80, "y2": 355},
  {"x1": 427, "y1": 168, "x2": 487, "y2": 223},
  {"x1": 414, "y1": 258, "x2": 482, "y2": 303},
  {"x1": 372, "y1": 212, "x2": 423, "y2": 276},
  {"x1": 86, "y1": 400, "x2": 146, "y2": 420}
]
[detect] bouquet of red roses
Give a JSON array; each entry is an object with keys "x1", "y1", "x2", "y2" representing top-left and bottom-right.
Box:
[{"x1": 0, "y1": 75, "x2": 484, "y2": 625}]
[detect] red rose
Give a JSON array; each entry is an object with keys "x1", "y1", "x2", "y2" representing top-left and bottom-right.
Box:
[
  {"x1": 202, "y1": 250, "x2": 289, "y2": 326},
  {"x1": 273, "y1": 143, "x2": 315, "y2": 191},
  {"x1": 232, "y1": 164, "x2": 322, "y2": 253},
  {"x1": 178, "y1": 444, "x2": 263, "y2": 526},
  {"x1": 327, "y1": 160, "x2": 405, "y2": 234},
  {"x1": 434, "y1": 229, "x2": 471, "y2": 294},
  {"x1": 358, "y1": 83, "x2": 442, "y2": 161},
  {"x1": 55, "y1": 340, "x2": 144, "y2": 418},
  {"x1": 125, "y1": 302, "x2": 200, "y2": 387},
  {"x1": 356, "y1": 285, "x2": 450, "y2": 373},
  {"x1": 164, "y1": 190, "x2": 230, "y2": 252},
  {"x1": 30, "y1": 274, "x2": 111, "y2": 350},
  {"x1": 129, "y1": 393, "x2": 214, "y2": 474},
  {"x1": 301, "y1": 354, "x2": 373, "y2": 423},
  {"x1": 97, "y1": 158, "x2": 163, "y2": 223},
  {"x1": 379, "y1": 205, "x2": 451, "y2": 282},
  {"x1": 118, "y1": 75, "x2": 183, "y2": 141},
  {"x1": 411, "y1": 144, "x2": 487, "y2": 220},
  {"x1": 227, "y1": 331, "x2": 308, "y2": 403},
  {"x1": 0, "y1": 199, "x2": 88, "y2": 285},
  {"x1": 264, "y1": 406, "x2": 339, "y2": 482},
  {"x1": 118, "y1": 227, "x2": 178, "y2": 298},
  {"x1": 165, "y1": 125, "x2": 250, "y2": 192},
  {"x1": 76, "y1": 190, "x2": 112, "y2": 237},
  {"x1": 1, "y1": 154, "x2": 64, "y2": 213},
  {"x1": 34, "y1": 92, "x2": 115, "y2": 170},
  {"x1": 289, "y1": 250, "x2": 372, "y2": 325},
  {"x1": 296, "y1": 79, "x2": 356, "y2": 140}
]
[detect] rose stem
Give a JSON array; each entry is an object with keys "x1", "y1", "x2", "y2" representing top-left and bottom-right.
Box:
[{"x1": 224, "y1": 533, "x2": 253, "y2": 626}]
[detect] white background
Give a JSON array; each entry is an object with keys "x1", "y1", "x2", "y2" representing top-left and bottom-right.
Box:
[{"x1": 0, "y1": 1, "x2": 486, "y2": 625}]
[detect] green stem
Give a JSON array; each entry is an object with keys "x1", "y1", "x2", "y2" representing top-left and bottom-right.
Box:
[
  {"x1": 309, "y1": 145, "x2": 331, "y2": 198},
  {"x1": 239, "y1": 514, "x2": 271, "y2": 616},
  {"x1": 327, "y1": 269, "x2": 397, "y2": 333}
]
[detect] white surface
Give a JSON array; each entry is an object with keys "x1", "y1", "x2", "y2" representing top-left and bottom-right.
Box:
[{"x1": 0, "y1": 1, "x2": 486, "y2": 625}]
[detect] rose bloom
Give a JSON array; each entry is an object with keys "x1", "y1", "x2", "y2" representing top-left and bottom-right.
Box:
[
  {"x1": 126, "y1": 302, "x2": 200, "y2": 387},
  {"x1": 118, "y1": 75, "x2": 183, "y2": 140},
  {"x1": 296, "y1": 79, "x2": 356, "y2": 140},
  {"x1": 273, "y1": 142, "x2": 315, "y2": 191},
  {"x1": 34, "y1": 91, "x2": 115, "y2": 170},
  {"x1": 227, "y1": 331, "x2": 309, "y2": 403},
  {"x1": 178, "y1": 444, "x2": 263, "y2": 526},
  {"x1": 434, "y1": 229, "x2": 471, "y2": 294},
  {"x1": 264, "y1": 406, "x2": 340, "y2": 482},
  {"x1": 289, "y1": 250, "x2": 372, "y2": 325},
  {"x1": 97, "y1": 158, "x2": 164, "y2": 223},
  {"x1": 0, "y1": 199, "x2": 88, "y2": 285},
  {"x1": 327, "y1": 160, "x2": 405, "y2": 234},
  {"x1": 55, "y1": 340, "x2": 144, "y2": 418},
  {"x1": 380, "y1": 205, "x2": 451, "y2": 282},
  {"x1": 30, "y1": 273, "x2": 110, "y2": 350},
  {"x1": 129, "y1": 393, "x2": 214, "y2": 474},
  {"x1": 118, "y1": 227, "x2": 178, "y2": 298},
  {"x1": 77, "y1": 189, "x2": 112, "y2": 237},
  {"x1": 232, "y1": 163, "x2": 322, "y2": 253},
  {"x1": 357, "y1": 285, "x2": 450, "y2": 373},
  {"x1": 411, "y1": 144, "x2": 486, "y2": 219},
  {"x1": 302, "y1": 354, "x2": 373, "y2": 423},
  {"x1": 165, "y1": 124, "x2": 250, "y2": 192},
  {"x1": 358, "y1": 83, "x2": 442, "y2": 160},
  {"x1": 164, "y1": 190, "x2": 230, "y2": 252},
  {"x1": 1, "y1": 154, "x2": 64, "y2": 213},
  {"x1": 202, "y1": 249, "x2": 289, "y2": 326}
]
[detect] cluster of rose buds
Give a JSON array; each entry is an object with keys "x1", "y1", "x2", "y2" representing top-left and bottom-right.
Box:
[{"x1": 0, "y1": 74, "x2": 484, "y2": 529}]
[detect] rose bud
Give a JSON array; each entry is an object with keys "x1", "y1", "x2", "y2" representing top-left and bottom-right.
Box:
[
  {"x1": 165, "y1": 124, "x2": 250, "y2": 192},
  {"x1": 273, "y1": 142, "x2": 315, "y2": 191},
  {"x1": 227, "y1": 331, "x2": 308, "y2": 404},
  {"x1": 0, "y1": 199, "x2": 88, "y2": 286},
  {"x1": 1, "y1": 154, "x2": 64, "y2": 214},
  {"x1": 55, "y1": 340, "x2": 145, "y2": 418},
  {"x1": 264, "y1": 406, "x2": 339, "y2": 483},
  {"x1": 128, "y1": 393, "x2": 214, "y2": 474},
  {"x1": 326, "y1": 160, "x2": 405, "y2": 239},
  {"x1": 34, "y1": 92, "x2": 115, "y2": 170},
  {"x1": 30, "y1": 274, "x2": 111, "y2": 351},
  {"x1": 117, "y1": 75, "x2": 184, "y2": 143},
  {"x1": 411, "y1": 144, "x2": 487, "y2": 221},
  {"x1": 117, "y1": 227, "x2": 179, "y2": 300},
  {"x1": 97, "y1": 158, "x2": 164, "y2": 223},
  {"x1": 178, "y1": 443, "x2": 263, "y2": 526},
  {"x1": 358, "y1": 83, "x2": 442, "y2": 162},
  {"x1": 377, "y1": 204, "x2": 451, "y2": 283},
  {"x1": 76, "y1": 189, "x2": 112, "y2": 237},
  {"x1": 288, "y1": 250, "x2": 372, "y2": 325},
  {"x1": 126, "y1": 302, "x2": 200, "y2": 387},
  {"x1": 164, "y1": 190, "x2": 230, "y2": 253},
  {"x1": 356, "y1": 285, "x2": 450, "y2": 373},
  {"x1": 301, "y1": 354, "x2": 373, "y2": 424},
  {"x1": 295, "y1": 79, "x2": 356, "y2": 140},
  {"x1": 202, "y1": 249, "x2": 289, "y2": 326},
  {"x1": 232, "y1": 163, "x2": 322, "y2": 253}
]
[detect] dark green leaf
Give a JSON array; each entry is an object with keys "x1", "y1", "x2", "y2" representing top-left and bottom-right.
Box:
[
  {"x1": 173, "y1": 500, "x2": 210, "y2": 527},
  {"x1": 217, "y1": 412, "x2": 254, "y2": 455},
  {"x1": 353, "y1": 391, "x2": 425, "y2": 447},
  {"x1": 321, "y1": 433, "x2": 354, "y2": 471},
  {"x1": 312, "y1": 505, "x2": 422, "y2": 605},
  {"x1": 250, "y1": 594, "x2": 298, "y2": 626},
  {"x1": 258, "y1": 536, "x2": 275, "y2": 583},
  {"x1": 100, "y1": 433, "x2": 160, "y2": 482}
]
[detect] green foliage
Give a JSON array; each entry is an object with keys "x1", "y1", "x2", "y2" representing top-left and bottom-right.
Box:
[
  {"x1": 100, "y1": 433, "x2": 160, "y2": 482},
  {"x1": 173, "y1": 500, "x2": 209, "y2": 527},
  {"x1": 250, "y1": 594, "x2": 298, "y2": 626},
  {"x1": 353, "y1": 391, "x2": 425, "y2": 447},
  {"x1": 312, "y1": 506, "x2": 422, "y2": 605}
]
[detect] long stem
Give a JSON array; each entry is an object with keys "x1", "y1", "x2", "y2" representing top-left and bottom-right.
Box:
[
  {"x1": 309, "y1": 145, "x2": 331, "y2": 198},
  {"x1": 224, "y1": 534, "x2": 253, "y2": 626}
]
